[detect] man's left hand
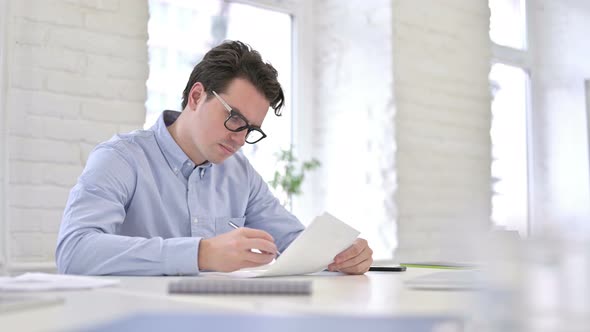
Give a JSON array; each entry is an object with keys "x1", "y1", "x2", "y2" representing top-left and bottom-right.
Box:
[{"x1": 328, "y1": 238, "x2": 373, "y2": 275}]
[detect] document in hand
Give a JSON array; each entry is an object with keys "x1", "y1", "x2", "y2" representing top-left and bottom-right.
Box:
[{"x1": 235, "y1": 212, "x2": 360, "y2": 277}]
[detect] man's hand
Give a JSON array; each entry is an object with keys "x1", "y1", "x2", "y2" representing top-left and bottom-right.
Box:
[
  {"x1": 198, "y1": 228, "x2": 278, "y2": 272},
  {"x1": 328, "y1": 238, "x2": 373, "y2": 275}
]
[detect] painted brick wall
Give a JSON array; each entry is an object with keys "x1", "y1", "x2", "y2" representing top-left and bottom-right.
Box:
[
  {"x1": 391, "y1": 0, "x2": 493, "y2": 261},
  {"x1": 530, "y1": 0, "x2": 590, "y2": 227},
  {"x1": 3, "y1": 0, "x2": 148, "y2": 267}
]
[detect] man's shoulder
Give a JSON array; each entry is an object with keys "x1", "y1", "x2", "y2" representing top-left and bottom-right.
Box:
[
  {"x1": 99, "y1": 129, "x2": 154, "y2": 151},
  {"x1": 92, "y1": 129, "x2": 156, "y2": 163}
]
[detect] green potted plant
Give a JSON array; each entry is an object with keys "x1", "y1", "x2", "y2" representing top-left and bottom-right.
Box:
[{"x1": 269, "y1": 148, "x2": 321, "y2": 209}]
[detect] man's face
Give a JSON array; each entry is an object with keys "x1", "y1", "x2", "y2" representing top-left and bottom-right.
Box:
[{"x1": 190, "y1": 78, "x2": 270, "y2": 164}]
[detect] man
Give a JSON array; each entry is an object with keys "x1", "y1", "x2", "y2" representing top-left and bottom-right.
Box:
[{"x1": 56, "y1": 40, "x2": 373, "y2": 276}]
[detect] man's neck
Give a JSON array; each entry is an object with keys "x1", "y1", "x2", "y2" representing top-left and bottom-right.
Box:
[{"x1": 166, "y1": 112, "x2": 207, "y2": 165}]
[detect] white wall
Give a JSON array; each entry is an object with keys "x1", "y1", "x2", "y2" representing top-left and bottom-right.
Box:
[
  {"x1": 2, "y1": 0, "x2": 148, "y2": 269},
  {"x1": 530, "y1": 0, "x2": 590, "y2": 228},
  {"x1": 392, "y1": 0, "x2": 493, "y2": 262}
]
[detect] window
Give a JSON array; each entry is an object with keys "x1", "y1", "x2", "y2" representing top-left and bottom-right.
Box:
[
  {"x1": 223, "y1": 3, "x2": 293, "y2": 185},
  {"x1": 146, "y1": 0, "x2": 293, "y2": 186},
  {"x1": 489, "y1": 0, "x2": 531, "y2": 235},
  {"x1": 489, "y1": 64, "x2": 529, "y2": 234},
  {"x1": 489, "y1": 0, "x2": 527, "y2": 50}
]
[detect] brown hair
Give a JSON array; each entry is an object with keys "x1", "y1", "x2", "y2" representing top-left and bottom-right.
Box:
[{"x1": 181, "y1": 40, "x2": 284, "y2": 116}]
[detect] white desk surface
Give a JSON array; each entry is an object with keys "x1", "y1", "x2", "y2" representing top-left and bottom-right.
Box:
[{"x1": 0, "y1": 269, "x2": 478, "y2": 332}]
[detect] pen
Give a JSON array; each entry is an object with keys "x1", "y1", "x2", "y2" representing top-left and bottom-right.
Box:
[
  {"x1": 368, "y1": 266, "x2": 406, "y2": 272},
  {"x1": 228, "y1": 221, "x2": 282, "y2": 256}
]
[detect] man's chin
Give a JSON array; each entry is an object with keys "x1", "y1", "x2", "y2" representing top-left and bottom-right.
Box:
[{"x1": 208, "y1": 153, "x2": 232, "y2": 164}]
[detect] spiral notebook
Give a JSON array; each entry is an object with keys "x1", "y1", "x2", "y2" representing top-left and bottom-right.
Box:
[{"x1": 168, "y1": 279, "x2": 312, "y2": 295}]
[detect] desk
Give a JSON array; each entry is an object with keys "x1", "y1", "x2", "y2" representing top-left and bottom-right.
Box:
[{"x1": 0, "y1": 269, "x2": 478, "y2": 331}]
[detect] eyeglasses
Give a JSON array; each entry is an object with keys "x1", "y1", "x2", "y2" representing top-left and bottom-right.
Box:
[{"x1": 212, "y1": 90, "x2": 267, "y2": 144}]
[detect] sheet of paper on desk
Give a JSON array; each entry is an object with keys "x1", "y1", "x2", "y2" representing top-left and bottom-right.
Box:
[
  {"x1": 0, "y1": 273, "x2": 119, "y2": 291},
  {"x1": 233, "y1": 212, "x2": 360, "y2": 278}
]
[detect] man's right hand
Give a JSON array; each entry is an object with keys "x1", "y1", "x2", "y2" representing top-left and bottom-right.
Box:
[{"x1": 197, "y1": 228, "x2": 278, "y2": 272}]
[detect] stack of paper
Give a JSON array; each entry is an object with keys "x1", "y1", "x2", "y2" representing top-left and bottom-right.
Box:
[
  {"x1": 0, "y1": 273, "x2": 119, "y2": 292},
  {"x1": 404, "y1": 271, "x2": 484, "y2": 290},
  {"x1": 0, "y1": 294, "x2": 64, "y2": 312}
]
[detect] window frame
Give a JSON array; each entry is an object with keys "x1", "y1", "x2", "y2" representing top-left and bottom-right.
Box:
[
  {"x1": 230, "y1": 0, "x2": 314, "y2": 162},
  {"x1": 146, "y1": 0, "x2": 315, "y2": 216},
  {"x1": 587, "y1": 80, "x2": 590, "y2": 198},
  {"x1": 490, "y1": 0, "x2": 535, "y2": 235},
  {"x1": 202, "y1": 0, "x2": 315, "y2": 216},
  {"x1": 0, "y1": 0, "x2": 9, "y2": 273}
]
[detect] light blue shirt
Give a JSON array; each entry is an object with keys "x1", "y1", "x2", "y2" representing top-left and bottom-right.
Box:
[{"x1": 56, "y1": 111, "x2": 304, "y2": 276}]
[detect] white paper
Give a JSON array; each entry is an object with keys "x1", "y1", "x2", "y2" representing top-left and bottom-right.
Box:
[
  {"x1": 0, "y1": 273, "x2": 120, "y2": 292},
  {"x1": 404, "y1": 271, "x2": 484, "y2": 290},
  {"x1": 0, "y1": 294, "x2": 64, "y2": 312},
  {"x1": 231, "y1": 212, "x2": 360, "y2": 278}
]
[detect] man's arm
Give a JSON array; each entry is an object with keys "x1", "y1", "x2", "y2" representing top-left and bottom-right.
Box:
[
  {"x1": 243, "y1": 165, "x2": 373, "y2": 274},
  {"x1": 242, "y1": 158, "x2": 305, "y2": 252},
  {"x1": 240, "y1": 156, "x2": 373, "y2": 275},
  {"x1": 55, "y1": 145, "x2": 199, "y2": 276},
  {"x1": 328, "y1": 238, "x2": 373, "y2": 274}
]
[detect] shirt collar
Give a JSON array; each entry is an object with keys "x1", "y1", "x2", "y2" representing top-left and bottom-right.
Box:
[{"x1": 152, "y1": 110, "x2": 212, "y2": 178}]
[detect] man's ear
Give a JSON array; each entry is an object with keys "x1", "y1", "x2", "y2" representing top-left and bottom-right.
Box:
[{"x1": 188, "y1": 82, "x2": 206, "y2": 110}]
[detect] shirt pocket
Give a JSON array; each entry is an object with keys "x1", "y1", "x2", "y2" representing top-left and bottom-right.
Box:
[
  {"x1": 215, "y1": 216, "x2": 246, "y2": 235},
  {"x1": 190, "y1": 216, "x2": 215, "y2": 238}
]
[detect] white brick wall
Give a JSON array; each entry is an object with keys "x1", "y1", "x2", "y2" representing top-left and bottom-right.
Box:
[
  {"x1": 530, "y1": 0, "x2": 590, "y2": 226},
  {"x1": 392, "y1": 0, "x2": 492, "y2": 262},
  {"x1": 2, "y1": 0, "x2": 148, "y2": 266}
]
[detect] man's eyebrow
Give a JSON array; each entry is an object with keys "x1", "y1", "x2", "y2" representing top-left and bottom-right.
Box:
[
  {"x1": 230, "y1": 105, "x2": 263, "y2": 128},
  {"x1": 229, "y1": 105, "x2": 244, "y2": 117},
  {"x1": 229, "y1": 106, "x2": 248, "y2": 122}
]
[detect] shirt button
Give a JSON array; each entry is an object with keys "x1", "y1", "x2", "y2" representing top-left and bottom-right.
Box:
[{"x1": 193, "y1": 218, "x2": 198, "y2": 223}]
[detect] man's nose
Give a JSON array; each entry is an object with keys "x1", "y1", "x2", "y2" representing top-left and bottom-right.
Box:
[{"x1": 230, "y1": 130, "x2": 247, "y2": 146}]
